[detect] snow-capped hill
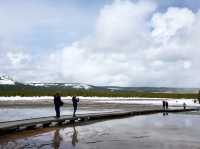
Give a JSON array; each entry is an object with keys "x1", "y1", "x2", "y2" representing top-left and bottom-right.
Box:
[
  {"x1": 0, "y1": 75, "x2": 15, "y2": 85},
  {"x1": 64, "y1": 83, "x2": 91, "y2": 90},
  {"x1": 27, "y1": 82, "x2": 92, "y2": 90},
  {"x1": 108, "y1": 87, "x2": 121, "y2": 91},
  {"x1": 28, "y1": 82, "x2": 59, "y2": 87},
  {"x1": 28, "y1": 83, "x2": 46, "y2": 87}
]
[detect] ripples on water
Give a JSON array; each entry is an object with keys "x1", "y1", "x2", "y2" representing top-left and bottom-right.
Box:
[{"x1": 0, "y1": 112, "x2": 200, "y2": 149}]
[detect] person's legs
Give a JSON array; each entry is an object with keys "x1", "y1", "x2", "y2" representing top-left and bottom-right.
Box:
[
  {"x1": 73, "y1": 105, "x2": 77, "y2": 117},
  {"x1": 55, "y1": 106, "x2": 60, "y2": 118},
  {"x1": 73, "y1": 106, "x2": 75, "y2": 116},
  {"x1": 74, "y1": 105, "x2": 77, "y2": 114}
]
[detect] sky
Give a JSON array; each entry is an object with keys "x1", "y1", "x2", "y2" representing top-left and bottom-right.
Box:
[{"x1": 1, "y1": 0, "x2": 200, "y2": 87}]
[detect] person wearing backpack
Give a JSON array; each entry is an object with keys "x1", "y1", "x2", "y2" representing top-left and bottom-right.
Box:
[{"x1": 54, "y1": 93, "x2": 63, "y2": 118}]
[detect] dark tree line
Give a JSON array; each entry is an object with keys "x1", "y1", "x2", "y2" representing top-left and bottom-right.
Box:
[{"x1": 0, "y1": 84, "x2": 198, "y2": 99}]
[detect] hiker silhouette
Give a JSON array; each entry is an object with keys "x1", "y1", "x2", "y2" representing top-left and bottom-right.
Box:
[
  {"x1": 72, "y1": 96, "x2": 79, "y2": 117},
  {"x1": 54, "y1": 93, "x2": 63, "y2": 118}
]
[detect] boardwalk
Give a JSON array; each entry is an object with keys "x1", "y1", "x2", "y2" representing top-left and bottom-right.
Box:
[{"x1": 0, "y1": 108, "x2": 197, "y2": 135}]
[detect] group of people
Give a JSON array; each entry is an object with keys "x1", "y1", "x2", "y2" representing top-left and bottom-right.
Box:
[
  {"x1": 54, "y1": 94, "x2": 189, "y2": 118},
  {"x1": 163, "y1": 100, "x2": 187, "y2": 111},
  {"x1": 162, "y1": 100, "x2": 168, "y2": 110},
  {"x1": 53, "y1": 93, "x2": 79, "y2": 118},
  {"x1": 162, "y1": 100, "x2": 169, "y2": 116},
  {"x1": 163, "y1": 100, "x2": 168, "y2": 110}
]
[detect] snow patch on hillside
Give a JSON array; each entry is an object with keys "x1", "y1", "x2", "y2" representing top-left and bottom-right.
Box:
[
  {"x1": 64, "y1": 83, "x2": 91, "y2": 90},
  {"x1": 108, "y1": 87, "x2": 121, "y2": 91},
  {"x1": 26, "y1": 82, "x2": 92, "y2": 89},
  {"x1": 29, "y1": 83, "x2": 45, "y2": 86},
  {"x1": 0, "y1": 75, "x2": 15, "y2": 85},
  {"x1": 28, "y1": 82, "x2": 61, "y2": 87}
]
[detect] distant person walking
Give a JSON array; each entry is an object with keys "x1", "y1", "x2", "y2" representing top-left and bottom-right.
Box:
[
  {"x1": 166, "y1": 101, "x2": 168, "y2": 110},
  {"x1": 162, "y1": 100, "x2": 168, "y2": 116},
  {"x1": 72, "y1": 96, "x2": 79, "y2": 117},
  {"x1": 198, "y1": 90, "x2": 200, "y2": 104},
  {"x1": 54, "y1": 93, "x2": 63, "y2": 118},
  {"x1": 162, "y1": 101, "x2": 166, "y2": 110},
  {"x1": 183, "y1": 102, "x2": 186, "y2": 110}
]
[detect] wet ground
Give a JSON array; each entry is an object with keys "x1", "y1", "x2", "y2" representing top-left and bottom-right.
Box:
[
  {"x1": 0, "y1": 107, "x2": 119, "y2": 122},
  {"x1": 0, "y1": 97, "x2": 198, "y2": 122},
  {"x1": 0, "y1": 111, "x2": 200, "y2": 149},
  {"x1": 0, "y1": 103, "x2": 159, "y2": 122}
]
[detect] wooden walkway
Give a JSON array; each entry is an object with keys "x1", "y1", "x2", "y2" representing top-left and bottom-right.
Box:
[{"x1": 0, "y1": 108, "x2": 198, "y2": 134}]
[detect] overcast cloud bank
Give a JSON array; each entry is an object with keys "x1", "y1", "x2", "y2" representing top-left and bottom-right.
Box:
[{"x1": 1, "y1": 0, "x2": 200, "y2": 87}]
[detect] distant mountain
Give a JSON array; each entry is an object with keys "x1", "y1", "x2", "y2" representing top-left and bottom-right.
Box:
[
  {"x1": 0, "y1": 75, "x2": 199, "y2": 94},
  {"x1": 104, "y1": 86, "x2": 199, "y2": 94},
  {"x1": 27, "y1": 82, "x2": 93, "y2": 90}
]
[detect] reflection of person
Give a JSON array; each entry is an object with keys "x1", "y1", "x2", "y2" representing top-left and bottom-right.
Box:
[
  {"x1": 163, "y1": 111, "x2": 168, "y2": 116},
  {"x1": 53, "y1": 129, "x2": 62, "y2": 149},
  {"x1": 72, "y1": 96, "x2": 79, "y2": 117},
  {"x1": 72, "y1": 125, "x2": 78, "y2": 146},
  {"x1": 54, "y1": 93, "x2": 63, "y2": 118}
]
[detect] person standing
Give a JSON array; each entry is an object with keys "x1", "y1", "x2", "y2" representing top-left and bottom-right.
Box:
[
  {"x1": 183, "y1": 102, "x2": 186, "y2": 110},
  {"x1": 72, "y1": 96, "x2": 79, "y2": 117},
  {"x1": 162, "y1": 100, "x2": 166, "y2": 110},
  {"x1": 166, "y1": 101, "x2": 168, "y2": 110},
  {"x1": 54, "y1": 93, "x2": 63, "y2": 118},
  {"x1": 198, "y1": 90, "x2": 200, "y2": 104}
]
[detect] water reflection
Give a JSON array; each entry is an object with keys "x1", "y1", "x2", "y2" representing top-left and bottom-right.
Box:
[
  {"x1": 52, "y1": 129, "x2": 62, "y2": 149},
  {"x1": 1, "y1": 112, "x2": 200, "y2": 149},
  {"x1": 163, "y1": 112, "x2": 168, "y2": 116},
  {"x1": 52, "y1": 124, "x2": 79, "y2": 148},
  {"x1": 72, "y1": 124, "x2": 78, "y2": 146}
]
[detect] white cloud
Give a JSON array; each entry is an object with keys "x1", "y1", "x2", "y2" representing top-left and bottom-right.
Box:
[
  {"x1": 151, "y1": 7, "x2": 195, "y2": 44},
  {"x1": 1, "y1": 0, "x2": 200, "y2": 87},
  {"x1": 95, "y1": 0, "x2": 156, "y2": 51},
  {"x1": 41, "y1": 0, "x2": 157, "y2": 86},
  {"x1": 7, "y1": 51, "x2": 30, "y2": 66}
]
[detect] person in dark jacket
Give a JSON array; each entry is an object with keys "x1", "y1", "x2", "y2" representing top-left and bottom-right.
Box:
[
  {"x1": 54, "y1": 93, "x2": 63, "y2": 118},
  {"x1": 72, "y1": 96, "x2": 79, "y2": 117},
  {"x1": 162, "y1": 100, "x2": 166, "y2": 110},
  {"x1": 166, "y1": 101, "x2": 168, "y2": 110},
  {"x1": 183, "y1": 102, "x2": 186, "y2": 110}
]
